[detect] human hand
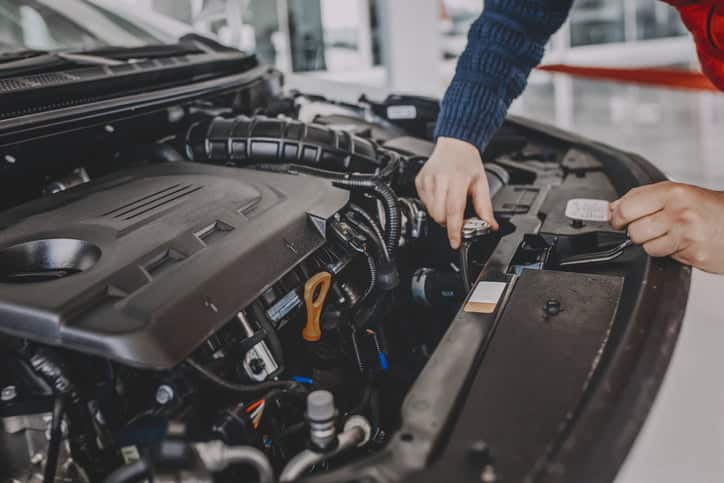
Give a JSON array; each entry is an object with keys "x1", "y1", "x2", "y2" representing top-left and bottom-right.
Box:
[
  {"x1": 415, "y1": 137, "x2": 499, "y2": 249},
  {"x1": 609, "y1": 181, "x2": 724, "y2": 273}
]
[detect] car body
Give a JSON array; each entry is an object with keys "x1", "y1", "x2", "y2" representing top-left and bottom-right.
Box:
[{"x1": 0, "y1": 3, "x2": 694, "y2": 483}]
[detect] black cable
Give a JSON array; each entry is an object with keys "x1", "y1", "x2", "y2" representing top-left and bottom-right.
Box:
[
  {"x1": 361, "y1": 253, "x2": 378, "y2": 304},
  {"x1": 21, "y1": 347, "x2": 113, "y2": 480},
  {"x1": 347, "y1": 204, "x2": 390, "y2": 262},
  {"x1": 348, "y1": 385, "x2": 373, "y2": 416},
  {"x1": 102, "y1": 460, "x2": 150, "y2": 483},
  {"x1": 353, "y1": 291, "x2": 392, "y2": 331},
  {"x1": 333, "y1": 179, "x2": 401, "y2": 257},
  {"x1": 43, "y1": 396, "x2": 65, "y2": 483},
  {"x1": 185, "y1": 359, "x2": 305, "y2": 397}
]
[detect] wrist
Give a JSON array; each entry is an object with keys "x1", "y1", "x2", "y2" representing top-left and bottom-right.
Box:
[{"x1": 435, "y1": 137, "x2": 483, "y2": 161}]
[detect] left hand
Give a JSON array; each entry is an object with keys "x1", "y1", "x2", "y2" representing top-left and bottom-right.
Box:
[{"x1": 609, "y1": 181, "x2": 724, "y2": 273}]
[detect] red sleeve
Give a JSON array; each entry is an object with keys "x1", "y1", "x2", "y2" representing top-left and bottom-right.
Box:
[{"x1": 659, "y1": 1, "x2": 724, "y2": 90}]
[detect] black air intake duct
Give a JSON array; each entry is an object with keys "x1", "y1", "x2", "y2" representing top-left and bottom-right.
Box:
[{"x1": 186, "y1": 115, "x2": 392, "y2": 174}]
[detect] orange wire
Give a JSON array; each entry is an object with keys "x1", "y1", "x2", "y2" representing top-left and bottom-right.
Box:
[{"x1": 245, "y1": 399, "x2": 264, "y2": 413}]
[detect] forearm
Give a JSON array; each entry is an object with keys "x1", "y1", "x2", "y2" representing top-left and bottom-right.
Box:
[{"x1": 435, "y1": 0, "x2": 574, "y2": 153}]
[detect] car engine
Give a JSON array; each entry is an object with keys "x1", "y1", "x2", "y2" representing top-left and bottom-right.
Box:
[
  {"x1": 0, "y1": 89, "x2": 510, "y2": 482},
  {"x1": 0, "y1": 80, "x2": 687, "y2": 483}
]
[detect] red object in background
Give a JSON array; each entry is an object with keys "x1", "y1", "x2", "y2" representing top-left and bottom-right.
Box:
[
  {"x1": 539, "y1": 2, "x2": 724, "y2": 92},
  {"x1": 661, "y1": 0, "x2": 724, "y2": 90},
  {"x1": 537, "y1": 64, "x2": 719, "y2": 91}
]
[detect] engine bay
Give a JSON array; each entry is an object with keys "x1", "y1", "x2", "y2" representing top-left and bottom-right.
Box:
[{"x1": 0, "y1": 73, "x2": 690, "y2": 483}]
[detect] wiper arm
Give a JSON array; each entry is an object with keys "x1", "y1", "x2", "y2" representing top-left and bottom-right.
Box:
[
  {"x1": 54, "y1": 52, "x2": 125, "y2": 66},
  {"x1": 0, "y1": 51, "x2": 126, "y2": 79},
  {"x1": 78, "y1": 43, "x2": 204, "y2": 60},
  {"x1": 0, "y1": 49, "x2": 50, "y2": 64},
  {"x1": 0, "y1": 43, "x2": 208, "y2": 79}
]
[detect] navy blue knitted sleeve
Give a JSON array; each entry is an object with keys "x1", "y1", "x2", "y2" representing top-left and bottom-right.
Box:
[{"x1": 434, "y1": 0, "x2": 574, "y2": 153}]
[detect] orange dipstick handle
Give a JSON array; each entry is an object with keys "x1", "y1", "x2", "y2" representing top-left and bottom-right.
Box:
[{"x1": 302, "y1": 271, "x2": 332, "y2": 342}]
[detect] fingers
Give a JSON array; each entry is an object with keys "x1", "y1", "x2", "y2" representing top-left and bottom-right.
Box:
[
  {"x1": 446, "y1": 179, "x2": 468, "y2": 249},
  {"x1": 627, "y1": 210, "x2": 669, "y2": 245},
  {"x1": 471, "y1": 176, "x2": 499, "y2": 231},
  {"x1": 642, "y1": 234, "x2": 682, "y2": 258},
  {"x1": 416, "y1": 174, "x2": 446, "y2": 224},
  {"x1": 610, "y1": 182, "x2": 672, "y2": 229},
  {"x1": 429, "y1": 176, "x2": 449, "y2": 224}
]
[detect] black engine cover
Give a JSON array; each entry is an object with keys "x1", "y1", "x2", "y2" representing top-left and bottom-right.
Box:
[{"x1": 0, "y1": 162, "x2": 348, "y2": 369}]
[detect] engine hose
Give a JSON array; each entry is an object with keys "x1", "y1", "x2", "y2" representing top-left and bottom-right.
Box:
[
  {"x1": 332, "y1": 179, "x2": 401, "y2": 257},
  {"x1": 102, "y1": 460, "x2": 150, "y2": 483},
  {"x1": 22, "y1": 348, "x2": 113, "y2": 480},
  {"x1": 43, "y1": 396, "x2": 65, "y2": 483},
  {"x1": 185, "y1": 359, "x2": 305, "y2": 397},
  {"x1": 186, "y1": 115, "x2": 394, "y2": 175}
]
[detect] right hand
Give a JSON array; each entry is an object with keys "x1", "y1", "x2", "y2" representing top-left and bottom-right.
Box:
[{"x1": 415, "y1": 137, "x2": 499, "y2": 249}]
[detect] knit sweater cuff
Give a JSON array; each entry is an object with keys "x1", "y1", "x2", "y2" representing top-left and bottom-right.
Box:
[{"x1": 433, "y1": 79, "x2": 508, "y2": 156}]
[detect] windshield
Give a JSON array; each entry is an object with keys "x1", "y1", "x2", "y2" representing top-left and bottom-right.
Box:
[{"x1": 0, "y1": 0, "x2": 175, "y2": 53}]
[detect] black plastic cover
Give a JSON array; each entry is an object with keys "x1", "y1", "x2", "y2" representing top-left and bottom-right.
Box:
[{"x1": 0, "y1": 162, "x2": 348, "y2": 369}]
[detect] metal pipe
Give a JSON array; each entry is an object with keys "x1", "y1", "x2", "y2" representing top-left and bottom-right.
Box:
[
  {"x1": 195, "y1": 442, "x2": 274, "y2": 483},
  {"x1": 279, "y1": 418, "x2": 370, "y2": 482}
]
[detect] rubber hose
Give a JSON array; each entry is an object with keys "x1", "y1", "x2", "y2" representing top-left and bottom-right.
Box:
[{"x1": 186, "y1": 115, "x2": 390, "y2": 175}]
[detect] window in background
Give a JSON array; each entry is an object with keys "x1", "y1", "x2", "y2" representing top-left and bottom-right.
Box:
[
  {"x1": 569, "y1": 0, "x2": 625, "y2": 46},
  {"x1": 0, "y1": 0, "x2": 166, "y2": 52},
  {"x1": 319, "y1": 0, "x2": 377, "y2": 72},
  {"x1": 440, "y1": 0, "x2": 482, "y2": 60},
  {"x1": 635, "y1": 0, "x2": 687, "y2": 40}
]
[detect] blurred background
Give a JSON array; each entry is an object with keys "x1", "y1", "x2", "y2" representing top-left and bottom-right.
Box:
[{"x1": 2, "y1": 0, "x2": 722, "y2": 186}]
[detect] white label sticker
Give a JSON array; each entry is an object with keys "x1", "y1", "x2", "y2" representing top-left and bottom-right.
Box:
[
  {"x1": 565, "y1": 198, "x2": 610, "y2": 222},
  {"x1": 386, "y1": 105, "x2": 417, "y2": 120},
  {"x1": 464, "y1": 281, "x2": 507, "y2": 314}
]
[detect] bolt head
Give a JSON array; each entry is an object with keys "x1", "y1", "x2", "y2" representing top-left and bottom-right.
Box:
[
  {"x1": 544, "y1": 299, "x2": 561, "y2": 316},
  {"x1": 1, "y1": 385, "x2": 17, "y2": 402},
  {"x1": 249, "y1": 358, "x2": 265, "y2": 375},
  {"x1": 462, "y1": 218, "x2": 491, "y2": 240},
  {"x1": 155, "y1": 385, "x2": 175, "y2": 405},
  {"x1": 468, "y1": 440, "x2": 493, "y2": 466}
]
